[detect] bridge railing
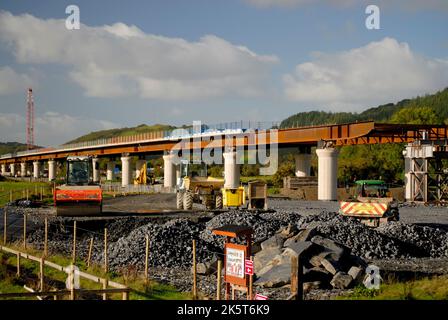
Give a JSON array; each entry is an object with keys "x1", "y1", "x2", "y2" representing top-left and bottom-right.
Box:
[{"x1": 1, "y1": 121, "x2": 282, "y2": 159}]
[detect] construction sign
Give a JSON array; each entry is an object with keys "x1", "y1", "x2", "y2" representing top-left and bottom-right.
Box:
[
  {"x1": 245, "y1": 259, "x2": 254, "y2": 275},
  {"x1": 226, "y1": 247, "x2": 245, "y2": 278}
]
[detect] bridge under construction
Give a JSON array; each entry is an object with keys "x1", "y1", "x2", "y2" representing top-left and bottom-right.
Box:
[{"x1": 1, "y1": 121, "x2": 448, "y2": 204}]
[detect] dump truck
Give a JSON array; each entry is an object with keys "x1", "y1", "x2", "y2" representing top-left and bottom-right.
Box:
[
  {"x1": 176, "y1": 160, "x2": 224, "y2": 210},
  {"x1": 339, "y1": 180, "x2": 399, "y2": 227},
  {"x1": 54, "y1": 156, "x2": 102, "y2": 216}
]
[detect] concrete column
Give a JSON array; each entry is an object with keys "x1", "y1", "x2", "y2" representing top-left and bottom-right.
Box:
[
  {"x1": 48, "y1": 160, "x2": 56, "y2": 181},
  {"x1": 223, "y1": 149, "x2": 240, "y2": 189},
  {"x1": 316, "y1": 148, "x2": 339, "y2": 201},
  {"x1": 92, "y1": 158, "x2": 100, "y2": 183},
  {"x1": 404, "y1": 156, "x2": 411, "y2": 201},
  {"x1": 10, "y1": 163, "x2": 16, "y2": 177},
  {"x1": 21, "y1": 162, "x2": 27, "y2": 177},
  {"x1": 163, "y1": 153, "x2": 176, "y2": 188},
  {"x1": 1, "y1": 164, "x2": 6, "y2": 176},
  {"x1": 33, "y1": 161, "x2": 40, "y2": 179},
  {"x1": 106, "y1": 161, "x2": 115, "y2": 181},
  {"x1": 135, "y1": 160, "x2": 146, "y2": 182},
  {"x1": 295, "y1": 153, "x2": 311, "y2": 177},
  {"x1": 121, "y1": 156, "x2": 132, "y2": 187},
  {"x1": 176, "y1": 165, "x2": 181, "y2": 186}
]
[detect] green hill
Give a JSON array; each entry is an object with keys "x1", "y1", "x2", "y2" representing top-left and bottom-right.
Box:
[
  {"x1": 0, "y1": 142, "x2": 29, "y2": 155},
  {"x1": 65, "y1": 124, "x2": 177, "y2": 144},
  {"x1": 280, "y1": 88, "x2": 448, "y2": 127}
]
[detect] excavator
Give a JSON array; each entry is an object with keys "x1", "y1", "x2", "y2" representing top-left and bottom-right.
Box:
[{"x1": 54, "y1": 156, "x2": 102, "y2": 216}]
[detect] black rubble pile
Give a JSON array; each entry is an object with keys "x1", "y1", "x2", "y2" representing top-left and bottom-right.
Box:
[
  {"x1": 377, "y1": 222, "x2": 448, "y2": 258},
  {"x1": 200, "y1": 210, "x2": 296, "y2": 248},
  {"x1": 104, "y1": 219, "x2": 219, "y2": 271},
  {"x1": 295, "y1": 212, "x2": 421, "y2": 259}
]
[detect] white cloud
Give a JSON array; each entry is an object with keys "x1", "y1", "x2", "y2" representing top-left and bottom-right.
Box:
[
  {"x1": 0, "y1": 12, "x2": 278, "y2": 100},
  {"x1": 283, "y1": 37, "x2": 448, "y2": 110},
  {"x1": 0, "y1": 66, "x2": 32, "y2": 95},
  {"x1": 0, "y1": 111, "x2": 118, "y2": 146},
  {"x1": 244, "y1": 0, "x2": 448, "y2": 10}
]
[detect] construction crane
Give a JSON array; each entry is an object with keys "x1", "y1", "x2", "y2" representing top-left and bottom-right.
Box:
[{"x1": 26, "y1": 88, "x2": 35, "y2": 150}]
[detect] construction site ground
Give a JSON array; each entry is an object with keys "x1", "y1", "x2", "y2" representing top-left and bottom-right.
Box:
[{"x1": 1, "y1": 192, "x2": 448, "y2": 300}]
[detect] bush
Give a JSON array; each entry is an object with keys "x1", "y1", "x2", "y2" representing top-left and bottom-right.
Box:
[{"x1": 272, "y1": 161, "x2": 295, "y2": 187}]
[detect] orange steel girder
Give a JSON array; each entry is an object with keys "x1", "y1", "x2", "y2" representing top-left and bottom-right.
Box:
[{"x1": 1, "y1": 121, "x2": 448, "y2": 164}]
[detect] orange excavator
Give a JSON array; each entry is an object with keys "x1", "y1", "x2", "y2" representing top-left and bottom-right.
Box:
[{"x1": 54, "y1": 156, "x2": 102, "y2": 216}]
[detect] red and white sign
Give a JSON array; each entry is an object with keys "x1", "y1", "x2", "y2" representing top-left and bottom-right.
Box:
[
  {"x1": 245, "y1": 259, "x2": 254, "y2": 275},
  {"x1": 255, "y1": 293, "x2": 268, "y2": 300}
]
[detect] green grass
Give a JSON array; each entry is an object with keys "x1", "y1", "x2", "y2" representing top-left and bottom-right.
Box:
[
  {"x1": 338, "y1": 277, "x2": 448, "y2": 300},
  {"x1": 0, "y1": 181, "x2": 52, "y2": 207},
  {"x1": 240, "y1": 176, "x2": 273, "y2": 185},
  {"x1": 0, "y1": 246, "x2": 190, "y2": 300}
]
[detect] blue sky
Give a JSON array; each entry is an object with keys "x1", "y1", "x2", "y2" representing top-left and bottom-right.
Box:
[{"x1": 0, "y1": 0, "x2": 447, "y2": 145}]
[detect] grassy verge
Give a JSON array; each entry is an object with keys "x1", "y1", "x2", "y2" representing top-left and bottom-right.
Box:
[
  {"x1": 338, "y1": 277, "x2": 448, "y2": 300},
  {"x1": 0, "y1": 181, "x2": 52, "y2": 207},
  {"x1": 0, "y1": 245, "x2": 190, "y2": 300}
]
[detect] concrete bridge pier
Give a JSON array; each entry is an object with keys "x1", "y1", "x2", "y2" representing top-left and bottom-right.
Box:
[
  {"x1": 106, "y1": 161, "x2": 115, "y2": 181},
  {"x1": 48, "y1": 160, "x2": 56, "y2": 181},
  {"x1": 10, "y1": 163, "x2": 16, "y2": 177},
  {"x1": 121, "y1": 156, "x2": 131, "y2": 187},
  {"x1": 163, "y1": 153, "x2": 176, "y2": 189},
  {"x1": 316, "y1": 147, "x2": 339, "y2": 201},
  {"x1": 1, "y1": 164, "x2": 6, "y2": 176},
  {"x1": 223, "y1": 148, "x2": 240, "y2": 188},
  {"x1": 92, "y1": 158, "x2": 100, "y2": 183},
  {"x1": 33, "y1": 161, "x2": 40, "y2": 179},
  {"x1": 20, "y1": 162, "x2": 27, "y2": 177},
  {"x1": 295, "y1": 147, "x2": 311, "y2": 177}
]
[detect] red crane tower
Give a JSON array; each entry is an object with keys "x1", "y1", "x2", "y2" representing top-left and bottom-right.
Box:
[{"x1": 26, "y1": 88, "x2": 35, "y2": 150}]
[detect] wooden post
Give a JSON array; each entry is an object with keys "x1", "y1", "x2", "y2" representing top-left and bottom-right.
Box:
[
  {"x1": 72, "y1": 221, "x2": 77, "y2": 263},
  {"x1": 104, "y1": 228, "x2": 108, "y2": 273},
  {"x1": 290, "y1": 255, "x2": 298, "y2": 298},
  {"x1": 192, "y1": 239, "x2": 197, "y2": 300},
  {"x1": 44, "y1": 217, "x2": 48, "y2": 257},
  {"x1": 16, "y1": 252, "x2": 20, "y2": 277},
  {"x1": 87, "y1": 237, "x2": 94, "y2": 268},
  {"x1": 122, "y1": 290, "x2": 129, "y2": 301},
  {"x1": 40, "y1": 257, "x2": 45, "y2": 292},
  {"x1": 297, "y1": 255, "x2": 303, "y2": 301},
  {"x1": 26, "y1": 189, "x2": 29, "y2": 201},
  {"x1": 145, "y1": 234, "x2": 149, "y2": 284},
  {"x1": 23, "y1": 214, "x2": 27, "y2": 249},
  {"x1": 70, "y1": 265, "x2": 75, "y2": 300},
  {"x1": 40, "y1": 186, "x2": 43, "y2": 201},
  {"x1": 102, "y1": 278, "x2": 108, "y2": 300},
  {"x1": 3, "y1": 207, "x2": 7, "y2": 244},
  {"x1": 216, "y1": 259, "x2": 222, "y2": 300},
  {"x1": 9, "y1": 190, "x2": 12, "y2": 203}
]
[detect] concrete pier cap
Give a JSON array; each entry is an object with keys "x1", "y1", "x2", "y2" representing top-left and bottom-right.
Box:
[{"x1": 316, "y1": 145, "x2": 339, "y2": 201}]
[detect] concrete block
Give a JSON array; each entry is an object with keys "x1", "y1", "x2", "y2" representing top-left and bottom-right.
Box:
[{"x1": 330, "y1": 272, "x2": 353, "y2": 289}]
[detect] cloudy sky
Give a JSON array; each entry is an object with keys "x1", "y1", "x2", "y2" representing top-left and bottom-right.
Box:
[{"x1": 0, "y1": 0, "x2": 447, "y2": 146}]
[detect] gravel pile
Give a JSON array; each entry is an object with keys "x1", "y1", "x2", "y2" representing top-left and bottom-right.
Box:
[
  {"x1": 200, "y1": 210, "x2": 298, "y2": 248},
  {"x1": 103, "y1": 219, "x2": 219, "y2": 271},
  {"x1": 377, "y1": 222, "x2": 448, "y2": 258},
  {"x1": 294, "y1": 212, "x2": 442, "y2": 259}
]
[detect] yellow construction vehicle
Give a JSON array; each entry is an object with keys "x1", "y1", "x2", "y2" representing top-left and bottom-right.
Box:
[
  {"x1": 176, "y1": 161, "x2": 224, "y2": 210},
  {"x1": 339, "y1": 180, "x2": 399, "y2": 227}
]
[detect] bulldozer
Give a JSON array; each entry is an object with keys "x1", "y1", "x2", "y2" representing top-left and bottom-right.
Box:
[
  {"x1": 339, "y1": 180, "x2": 399, "y2": 227},
  {"x1": 176, "y1": 160, "x2": 224, "y2": 210},
  {"x1": 54, "y1": 156, "x2": 102, "y2": 216}
]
